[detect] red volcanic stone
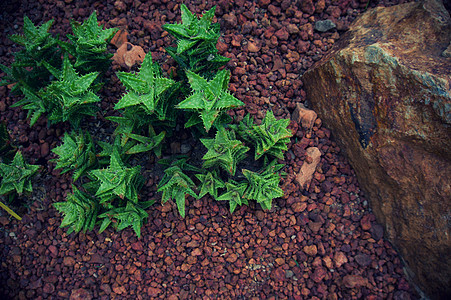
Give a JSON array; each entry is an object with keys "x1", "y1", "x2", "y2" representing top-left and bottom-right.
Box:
[{"x1": 312, "y1": 267, "x2": 327, "y2": 283}]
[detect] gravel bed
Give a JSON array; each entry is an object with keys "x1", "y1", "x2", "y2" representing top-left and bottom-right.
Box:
[{"x1": 0, "y1": 0, "x2": 418, "y2": 299}]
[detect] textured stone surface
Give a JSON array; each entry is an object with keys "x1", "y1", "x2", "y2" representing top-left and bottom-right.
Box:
[
  {"x1": 291, "y1": 103, "x2": 317, "y2": 131},
  {"x1": 113, "y1": 42, "x2": 146, "y2": 68},
  {"x1": 302, "y1": 0, "x2": 451, "y2": 298},
  {"x1": 295, "y1": 147, "x2": 321, "y2": 189}
]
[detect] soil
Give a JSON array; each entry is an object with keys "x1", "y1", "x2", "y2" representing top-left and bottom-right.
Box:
[{"x1": 0, "y1": 0, "x2": 419, "y2": 299}]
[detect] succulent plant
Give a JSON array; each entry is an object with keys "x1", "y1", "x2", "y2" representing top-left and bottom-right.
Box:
[{"x1": 0, "y1": 151, "x2": 39, "y2": 196}]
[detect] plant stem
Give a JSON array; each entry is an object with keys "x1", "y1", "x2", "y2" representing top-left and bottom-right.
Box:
[{"x1": 0, "y1": 200, "x2": 22, "y2": 221}]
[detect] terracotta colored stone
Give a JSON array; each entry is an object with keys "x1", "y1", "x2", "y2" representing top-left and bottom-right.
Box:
[
  {"x1": 112, "y1": 285, "x2": 126, "y2": 294},
  {"x1": 247, "y1": 41, "x2": 261, "y2": 53},
  {"x1": 300, "y1": 0, "x2": 315, "y2": 15},
  {"x1": 291, "y1": 103, "x2": 317, "y2": 131},
  {"x1": 315, "y1": 0, "x2": 326, "y2": 13},
  {"x1": 69, "y1": 288, "x2": 92, "y2": 300},
  {"x1": 40, "y1": 142, "x2": 49, "y2": 157},
  {"x1": 222, "y1": 13, "x2": 237, "y2": 28},
  {"x1": 259, "y1": 0, "x2": 271, "y2": 7},
  {"x1": 226, "y1": 253, "x2": 238, "y2": 263},
  {"x1": 292, "y1": 201, "x2": 307, "y2": 213},
  {"x1": 333, "y1": 251, "x2": 348, "y2": 268},
  {"x1": 113, "y1": 42, "x2": 146, "y2": 69},
  {"x1": 271, "y1": 266, "x2": 286, "y2": 281},
  {"x1": 148, "y1": 287, "x2": 161, "y2": 297},
  {"x1": 342, "y1": 275, "x2": 369, "y2": 289},
  {"x1": 110, "y1": 28, "x2": 128, "y2": 48},
  {"x1": 275, "y1": 28, "x2": 289, "y2": 41},
  {"x1": 287, "y1": 24, "x2": 299, "y2": 35},
  {"x1": 63, "y1": 257, "x2": 75, "y2": 267},
  {"x1": 131, "y1": 241, "x2": 143, "y2": 251},
  {"x1": 302, "y1": 1, "x2": 451, "y2": 298},
  {"x1": 312, "y1": 267, "x2": 327, "y2": 283},
  {"x1": 268, "y1": 4, "x2": 281, "y2": 16},
  {"x1": 295, "y1": 147, "x2": 321, "y2": 189},
  {"x1": 303, "y1": 245, "x2": 317, "y2": 256},
  {"x1": 191, "y1": 248, "x2": 202, "y2": 256}
]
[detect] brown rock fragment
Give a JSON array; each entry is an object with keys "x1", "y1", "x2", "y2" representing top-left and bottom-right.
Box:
[
  {"x1": 291, "y1": 103, "x2": 317, "y2": 131},
  {"x1": 113, "y1": 42, "x2": 146, "y2": 69},
  {"x1": 63, "y1": 257, "x2": 76, "y2": 267},
  {"x1": 300, "y1": 0, "x2": 315, "y2": 15},
  {"x1": 275, "y1": 28, "x2": 289, "y2": 41},
  {"x1": 247, "y1": 41, "x2": 261, "y2": 53},
  {"x1": 147, "y1": 287, "x2": 161, "y2": 297},
  {"x1": 110, "y1": 28, "x2": 128, "y2": 48},
  {"x1": 69, "y1": 288, "x2": 92, "y2": 300},
  {"x1": 287, "y1": 24, "x2": 299, "y2": 35},
  {"x1": 333, "y1": 251, "x2": 348, "y2": 268},
  {"x1": 312, "y1": 267, "x2": 327, "y2": 282},
  {"x1": 342, "y1": 275, "x2": 369, "y2": 289},
  {"x1": 295, "y1": 147, "x2": 321, "y2": 189},
  {"x1": 303, "y1": 245, "x2": 317, "y2": 256}
]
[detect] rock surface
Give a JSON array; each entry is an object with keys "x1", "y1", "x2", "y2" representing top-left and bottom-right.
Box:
[
  {"x1": 113, "y1": 42, "x2": 146, "y2": 69},
  {"x1": 302, "y1": 0, "x2": 451, "y2": 298},
  {"x1": 295, "y1": 147, "x2": 321, "y2": 189}
]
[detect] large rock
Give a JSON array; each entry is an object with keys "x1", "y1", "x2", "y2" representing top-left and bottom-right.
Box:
[{"x1": 302, "y1": 1, "x2": 451, "y2": 298}]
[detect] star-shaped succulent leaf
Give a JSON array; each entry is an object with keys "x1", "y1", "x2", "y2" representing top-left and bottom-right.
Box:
[
  {"x1": 123, "y1": 131, "x2": 166, "y2": 155},
  {"x1": 195, "y1": 170, "x2": 225, "y2": 199},
  {"x1": 253, "y1": 111, "x2": 292, "y2": 160},
  {"x1": 89, "y1": 149, "x2": 142, "y2": 204},
  {"x1": 232, "y1": 111, "x2": 292, "y2": 160},
  {"x1": 157, "y1": 163, "x2": 198, "y2": 218},
  {"x1": 200, "y1": 127, "x2": 248, "y2": 175},
  {"x1": 51, "y1": 130, "x2": 96, "y2": 181},
  {"x1": 9, "y1": 16, "x2": 56, "y2": 53},
  {"x1": 53, "y1": 185, "x2": 99, "y2": 234},
  {"x1": 162, "y1": 4, "x2": 219, "y2": 54},
  {"x1": 10, "y1": 86, "x2": 47, "y2": 127},
  {"x1": 98, "y1": 201, "x2": 152, "y2": 238},
  {"x1": 115, "y1": 53, "x2": 175, "y2": 114},
  {"x1": 44, "y1": 55, "x2": 100, "y2": 128},
  {"x1": 96, "y1": 135, "x2": 134, "y2": 166},
  {"x1": 228, "y1": 113, "x2": 254, "y2": 144},
  {"x1": 216, "y1": 180, "x2": 249, "y2": 213},
  {"x1": 177, "y1": 69, "x2": 244, "y2": 132},
  {"x1": 242, "y1": 159, "x2": 284, "y2": 210},
  {"x1": 3, "y1": 16, "x2": 61, "y2": 106},
  {"x1": 0, "y1": 151, "x2": 39, "y2": 195},
  {"x1": 64, "y1": 11, "x2": 118, "y2": 73}
]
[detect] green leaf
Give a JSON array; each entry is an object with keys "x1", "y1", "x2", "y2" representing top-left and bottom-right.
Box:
[
  {"x1": 242, "y1": 159, "x2": 285, "y2": 211},
  {"x1": 177, "y1": 70, "x2": 243, "y2": 132},
  {"x1": 163, "y1": 5, "x2": 228, "y2": 78},
  {"x1": 89, "y1": 149, "x2": 143, "y2": 203},
  {"x1": 115, "y1": 53, "x2": 175, "y2": 115},
  {"x1": 51, "y1": 130, "x2": 96, "y2": 181},
  {"x1": 68, "y1": 11, "x2": 118, "y2": 74},
  {"x1": 0, "y1": 151, "x2": 39, "y2": 196},
  {"x1": 200, "y1": 127, "x2": 249, "y2": 176},
  {"x1": 157, "y1": 160, "x2": 199, "y2": 218},
  {"x1": 230, "y1": 111, "x2": 292, "y2": 160},
  {"x1": 195, "y1": 170, "x2": 225, "y2": 199},
  {"x1": 216, "y1": 180, "x2": 248, "y2": 213},
  {"x1": 43, "y1": 55, "x2": 100, "y2": 128},
  {"x1": 97, "y1": 201, "x2": 149, "y2": 238},
  {"x1": 54, "y1": 185, "x2": 99, "y2": 234}
]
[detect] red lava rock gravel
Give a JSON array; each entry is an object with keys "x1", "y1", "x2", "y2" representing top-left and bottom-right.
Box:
[{"x1": 0, "y1": 0, "x2": 418, "y2": 299}]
